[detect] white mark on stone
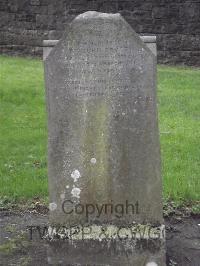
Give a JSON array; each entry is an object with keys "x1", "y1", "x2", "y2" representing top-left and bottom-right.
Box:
[
  {"x1": 86, "y1": 110, "x2": 88, "y2": 113},
  {"x1": 71, "y1": 187, "x2": 81, "y2": 198},
  {"x1": 60, "y1": 193, "x2": 65, "y2": 200},
  {"x1": 122, "y1": 112, "x2": 126, "y2": 116},
  {"x1": 71, "y1": 169, "x2": 81, "y2": 182},
  {"x1": 49, "y1": 202, "x2": 57, "y2": 211},
  {"x1": 90, "y1": 158, "x2": 97, "y2": 164},
  {"x1": 66, "y1": 185, "x2": 69, "y2": 189},
  {"x1": 146, "y1": 262, "x2": 158, "y2": 266}
]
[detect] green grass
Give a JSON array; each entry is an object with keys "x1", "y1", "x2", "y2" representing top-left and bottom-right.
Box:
[
  {"x1": 0, "y1": 55, "x2": 199, "y2": 204},
  {"x1": 0, "y1": 56, "x2": 47, "y2": 200},
  {"x1": 158, "y1": 65, "x2": 200, "y2": 202}
]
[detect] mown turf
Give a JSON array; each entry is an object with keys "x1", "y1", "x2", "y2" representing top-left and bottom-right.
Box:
[
  {"x1": 158, "y1": 65, "x2": 200, "y2": 202},
  {"x1": 0, "y1": 55, "x2": 199, "y2": 203},
  {"x1": 0, "y1": 56, "x2": 47, "y2": 200}
]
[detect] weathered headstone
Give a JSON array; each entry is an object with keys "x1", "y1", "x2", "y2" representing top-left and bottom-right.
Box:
[{"x1": 44, "y1": 11, "x2": 165, "y2": 265}]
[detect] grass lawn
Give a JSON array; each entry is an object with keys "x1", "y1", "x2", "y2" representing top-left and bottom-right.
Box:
[
  {"x1": 0, "y1": 55, "x2": 199, "y2": 205},
  {"x1": 0, "y1": 56, "x2": 47, "y2": 202}
]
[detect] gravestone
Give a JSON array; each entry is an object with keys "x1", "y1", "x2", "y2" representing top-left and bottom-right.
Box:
[{"x1": 44, "y1": 11, "x2": 165, "y2": 266}]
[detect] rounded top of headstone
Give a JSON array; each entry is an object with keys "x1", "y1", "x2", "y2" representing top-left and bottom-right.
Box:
[{"x1": 75, "y1": 11, "x2": 121, "y2": 21}]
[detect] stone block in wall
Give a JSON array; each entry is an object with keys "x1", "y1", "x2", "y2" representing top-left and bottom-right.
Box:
[
  {"x1": 9, "y1": 20, "x2": 36, "y2": 31},
  {"x1": 142, "y1": 2, "x2": 154, "y2": 11},
  {"x1": 84, "y1": 1, "x2": 99, "y2": 10},
  {"x1": 15, "y1": 13, "x2": 36, "y2": 23},
  {"x1": 40, "y1": 0, "x2": 49, "y2": 5},
  {"x1": 139, "y1": 22, "x2": 156, "y2": 34},
  {"x1": 185, "y1": 22, "x2": 200, "y2": 34},
  {"x1": 0, "y1": 12, "x2": 15, "y2": 28},
  {"x1": 28, "y1": 5, "x2": 48, "y2": 14},
  {"x1": 48, "y1": 2, "x2": 65, "y2": 15},
  {"x1": 159, "y1": 34, "x2": 180, "y2": 51},
  {"x1": 0, "y1": 44, "x2": 42, "y2": 57},
  {"x1": 0, "y1": 29, "x2": 48, "y2": 46},
  {"x1": 152, "y1": 7, "x2": 168, "y2": 19},
  {"x1": 98, "y1": 1, "x2": 119, "y2": 13},
  {"x1": 167, "y1": 4, "x2": 180, "y2": 19},
  {"x1": 179, "y1": 2, "x2": 200, "y2": 22},
  {"x1": 8, "y1": 0, "x2": 18, "y2": 12},
  {"x1": 0, "y1": 0, "x2": 9, "y2": 11},
  {"x1": 36, "y1": 14, "x2": 49, "y2": 29},
  {"x1": 152, "y1": 20, "x2": 181, "y2": 34},
  {"x1": 117, "y1": 1, "x2": 134, "y2": 11},
  {"x1": 66, "y1": 0, "x2": 100, "y2": 12},
  {"x1": 132, "y1": 10, "x2": 152, "y2": 20},
  {"x1": 16, "y1": 0, "x2": 29, "y2": 12},
  {"x1": 180, "y1": 35, "x2": 200, "y2": 51},
  {"x1": 162, "y1": 50, "x2": 200, "y2": 66},
  {"x1": 30, "y1": 0, "x2": 40, "y2": 6},
  {"x1": 15, "y1": 13, "x2": 30, "y2": 22},
  {"x1": 117, "y1": 0, "x2": 152, "y2": 11},
  {"x1": 15, "y1": 0, "x2": 47, "y2": 14}
]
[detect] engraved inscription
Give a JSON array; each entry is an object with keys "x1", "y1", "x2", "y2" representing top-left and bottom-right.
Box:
[{"x1": 64, "y1": 34, "x2": 146, "y2": 98}]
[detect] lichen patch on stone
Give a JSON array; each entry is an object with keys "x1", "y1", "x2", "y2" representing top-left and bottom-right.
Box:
[
  {"x1": 71, "y1": 187, "x2": 81, "y2": 198},
  {"x1": 90, "y1": 158, "x2": 97, "y2": 164},
  {"x1": 71, "y1": 169, "x2": 81, "y2": 182},
  {"x1": 49, "y1": 202, "x2": 57, "y2": 211}
]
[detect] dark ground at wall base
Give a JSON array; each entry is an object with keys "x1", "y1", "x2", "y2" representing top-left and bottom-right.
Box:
[{"x1": 0, "y1": 211, "x2": 199, "y2": 266}]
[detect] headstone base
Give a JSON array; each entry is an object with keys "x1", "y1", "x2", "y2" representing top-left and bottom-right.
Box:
[{"x1": 46, "y1": 224, "x2": 166, "y2": 265}]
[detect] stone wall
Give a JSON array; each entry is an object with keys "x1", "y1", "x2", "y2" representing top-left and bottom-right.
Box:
[{"x1": 0, "y1": 0, "x2": 200, "y2": 65}]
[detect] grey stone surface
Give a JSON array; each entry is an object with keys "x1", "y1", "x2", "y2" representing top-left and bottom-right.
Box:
[
  {"x1": 44, "y1": 11, "x2": 165, "y2": 265},
  {"x1": 43, "y1": 36, "x2": 156, "y2": 60},
  {"x1": 47, "y1": 238, "x2": 166, "y2": 265}
]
